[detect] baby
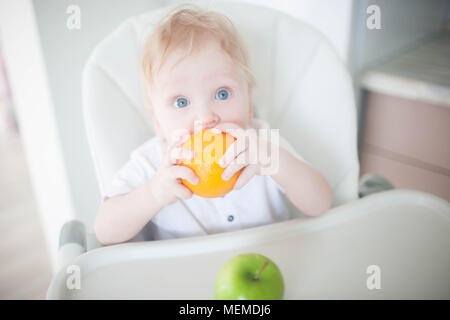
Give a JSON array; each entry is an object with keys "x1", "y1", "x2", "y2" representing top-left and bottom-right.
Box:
[{"x1": 94, "y1": 4, "x2": 332, "y2": 245}]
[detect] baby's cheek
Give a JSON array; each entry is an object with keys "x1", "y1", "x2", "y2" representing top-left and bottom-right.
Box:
[{"x1": 227, "y1": 103, "x2": 251, "y2": 128}]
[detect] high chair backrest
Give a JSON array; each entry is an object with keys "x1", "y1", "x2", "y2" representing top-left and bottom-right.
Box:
[{"x1": 83, "y1": 1, "x2": 359, "y2": 221}]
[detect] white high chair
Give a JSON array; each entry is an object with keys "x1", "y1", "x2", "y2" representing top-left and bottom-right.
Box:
[{"x1": 47, "y1": 1, "x2": 450, "y2": 299}]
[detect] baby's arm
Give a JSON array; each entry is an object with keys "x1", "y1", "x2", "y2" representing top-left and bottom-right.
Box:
[
  {"x1": 94, "y1": 178, "x2": 163, "y2": 245},
  {"x1": 271, "y1": 146, "x2": 332, "y2": 217},
  {"x1": 94, "y1": 135, "x2": 198, "y2": 245}
]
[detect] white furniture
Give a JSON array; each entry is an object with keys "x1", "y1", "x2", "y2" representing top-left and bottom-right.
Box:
[
  {"x1": 360, "y1": 30, "x2": 450, "y2": 202},
  {"x1": 47, "y1": 1, "x2": 450, "y2": 299},
  {"x1": 47, "y1": 190, "x2": 450, "y2": 299}
]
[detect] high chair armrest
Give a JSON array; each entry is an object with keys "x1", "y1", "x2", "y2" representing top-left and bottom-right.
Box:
[
  {"x1": 57, "y1": 220, "x2": 87, "y2": 269},
  {"x1": 358, "y1": 173, "x2": 394, "y2": 198}
]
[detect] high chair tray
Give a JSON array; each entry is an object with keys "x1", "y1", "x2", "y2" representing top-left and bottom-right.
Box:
[{"x1": 47, "y1": 189, "x2": 450, "y2": 299}]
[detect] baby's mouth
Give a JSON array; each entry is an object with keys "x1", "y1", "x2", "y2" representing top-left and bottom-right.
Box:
[{"x1": 193, "y1": 120, "x2": 219, "y2": 132}]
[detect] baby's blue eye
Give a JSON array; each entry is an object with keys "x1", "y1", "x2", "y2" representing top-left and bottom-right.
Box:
[
  {"x1": 173, "y1": 97, "x2": 189, "y2": 108},
  {"x1": 215, "y1": 89, "x2": 230, "y2": 100}
]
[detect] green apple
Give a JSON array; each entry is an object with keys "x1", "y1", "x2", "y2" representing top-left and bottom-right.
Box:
[{"x1": 215, "y1": 253, "x2": 284, "y2": 300}]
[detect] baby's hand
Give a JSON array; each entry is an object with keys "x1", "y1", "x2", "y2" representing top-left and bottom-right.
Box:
[
  {"x1": 214, "y1": 122, "x2": 271, "y2": 191},
  {"x1": 150, "y1": 135, "x2": 199, "y2": 207}
]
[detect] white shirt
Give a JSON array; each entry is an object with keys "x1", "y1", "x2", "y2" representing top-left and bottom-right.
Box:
[{"x1": 102, "y1": 118, "x2": 308, "y2": 241}]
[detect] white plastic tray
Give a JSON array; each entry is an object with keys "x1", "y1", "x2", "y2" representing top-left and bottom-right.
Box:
[{"x1": 47, "y1": 189, "x2": 450, "y2": 299}]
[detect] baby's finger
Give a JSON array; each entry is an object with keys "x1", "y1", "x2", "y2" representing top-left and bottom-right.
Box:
[
  {"x1": 172, "y1": 184, "x2": 193, "y2": 200},
  {"x1": 233, "y1": 164, "x2": 259, "y2": 190},
  {"x1": 170, "y1": 165, "x2": 199, "y2": 185},
  {"x1": 213, "y1": 122, "x2": 246, "y2": 139},
  {"x1": 221, "y1": 151, "x2": 249, "y2": 181},
  {"x1": 170, "y1": 147, "x2": 195, "y2": 164},
  {"x1": 219, "y1": 136, "x2": 248, "y2": 168},
  {"x1": 161, "y1": 135, "x2": 191, "y2": 168},
  {"x1": 170, "y1": 133, "x2": 191, "y2": 150}
]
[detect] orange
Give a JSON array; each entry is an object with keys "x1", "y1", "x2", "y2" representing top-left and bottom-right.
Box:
[{"x1": 179, "y1": 128, "x2": 242, "y2": 198}]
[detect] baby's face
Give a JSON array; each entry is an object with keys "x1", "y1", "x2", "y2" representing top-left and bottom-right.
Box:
[{"x1": 148, "y1": 39, "x2": 252, "y2": 143}]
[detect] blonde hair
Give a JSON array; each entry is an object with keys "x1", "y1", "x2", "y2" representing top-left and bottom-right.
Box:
[{"x1": 140, "y1": 3, "x2": 256, "y2": 93}]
